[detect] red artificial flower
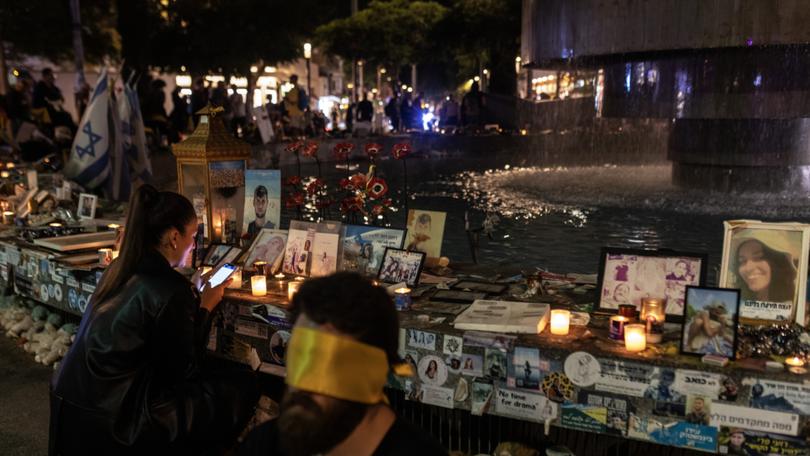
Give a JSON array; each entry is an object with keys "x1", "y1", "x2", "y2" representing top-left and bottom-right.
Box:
[
  {"x1": 340, "y1": 196, "x2": 363, "y2": 213},
  {"x1": 392, "y1": 143, "x2": 412, "y2": 159},
  {"x1": 333, "y1": 142, "x2": 355, "y2": 161},
  {"x1": 285, "y1": 175, "x2": 302, "y2": 186},
  {"x1": 349, "y1": 173, "x2": 366, "y2": 189},
  {"x1": 301, "y1": 141, "x2": 319, "y2": 158},
  {"x1": 339, "y1": 178, "x2": 350, "y2": 189},
  {"x1": 382, "y1": 198, "x2": 393, "y2": 207},
  {"x1": 291, "y1": 192, "x2": 305, "y2": 205},
  {"x1": 371, "y1": 204, "x2": 385, "y2": 216},
  {"x1": 306, "y1": 178, "x2": 325, "y2": 195},
  {"x1": 284, "y1": 141, "x2": 304, "y2": 153},
  {"x1": 364, "y1": 143, "x2": 383, "y2": 159},
  {"x1": 366, "y1": 177, "x2": 388, "y2": 199},
  {"x1": 315, "y1": 198, "x2": 334, "y2": 210}
]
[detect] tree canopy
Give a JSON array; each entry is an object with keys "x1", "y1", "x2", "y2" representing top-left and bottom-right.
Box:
[
  {"x1": 315, "y1": 0, "x2": 448, "y2": 76},
  {"x1": 118, "y1": 0, "x2": 340, "y2": 77},
  {"x1": 1, "y1": 0, "x2": 119, "y2": 64}
]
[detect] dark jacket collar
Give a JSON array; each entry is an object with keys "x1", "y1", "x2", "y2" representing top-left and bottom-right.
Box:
[{"x1": 135, "y1": 248, "x2": 180, "y2": 278}]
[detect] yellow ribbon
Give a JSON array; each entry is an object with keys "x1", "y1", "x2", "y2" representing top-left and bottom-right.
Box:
[{"x1": 286, "y1": 326, "x2": 391, "y2": 404}]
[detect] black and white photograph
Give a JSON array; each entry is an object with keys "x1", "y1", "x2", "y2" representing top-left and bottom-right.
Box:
[{"x1": 77, "y1": 193, "x2": 98, "y2": 220}]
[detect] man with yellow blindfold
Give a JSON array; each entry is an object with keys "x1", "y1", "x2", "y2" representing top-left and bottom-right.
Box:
[{"x1": 239, "y1": 272, "x2": 446, "y2": 456}]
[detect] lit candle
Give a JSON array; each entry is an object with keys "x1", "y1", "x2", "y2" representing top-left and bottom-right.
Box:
[
  {"x1": 609, "y1": 315, "x2": 629, "y2": 340},
  {"x1": 2, "y1": 210, "x2": 14, "y2": 225},
  {"x1": 1, "y1": 171, "x2": 10, "y2": 179},
  {"x1": 624, "y1": 324, "x2": 646, "y2": 352},
  {"x1": 6, "y1": 162, "x2": 15, "y2": 169},
  {"x1": 550, "y1": 309, "x2": 570, "y2": 335},
  {"x1": 251, "y1": 275, "x2": 267, "y2": 297},
  {"x1": 394, "y1": 287, "x2": 412, "y2": 311},
  {"x1": 785, "y1": 356, "x2": 805, "y2": 367},
  {"x1": 228, "y1": 269, "x2": 243, "y2": 289},
  {"x1": 641, "y1": 298, "x2": 666, "y2": 344},
  {"x1": 274, "y1": 273, "x2": 286, "y2": 292},
  {"x1": 98, "y1": 248, "x2": 113, "y2": 266},
  {"x1": 288, "y1": 280, "x2": 302, "y2": 301},
  {"x1": 254, "y1": 261, "x2": 268, "y2": 275}
]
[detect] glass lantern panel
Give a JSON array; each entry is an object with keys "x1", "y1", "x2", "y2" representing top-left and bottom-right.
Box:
[{"x1": 209, "y1": 160, "x2": 246, "y2": 244}]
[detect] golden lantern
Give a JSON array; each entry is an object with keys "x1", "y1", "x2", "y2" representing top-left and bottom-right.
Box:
[{"x1": 173, "y1": 105, "x2": 251, "y2": 244}]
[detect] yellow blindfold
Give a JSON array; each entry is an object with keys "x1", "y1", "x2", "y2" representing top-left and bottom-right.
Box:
[{"x1": 286, "y1": 326, "x2": 413, "y2": 404}]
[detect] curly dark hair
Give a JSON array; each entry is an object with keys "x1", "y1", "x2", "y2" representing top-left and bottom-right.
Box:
[{"x1": 290, "y1": 272, "x2": 399, "y2": 366}]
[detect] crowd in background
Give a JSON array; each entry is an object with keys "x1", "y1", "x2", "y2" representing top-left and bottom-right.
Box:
[{"x1": 0, "y1": 68, "x2": 495, "y2": 164}]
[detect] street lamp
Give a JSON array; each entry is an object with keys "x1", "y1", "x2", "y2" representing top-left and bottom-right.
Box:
[{"x1": 303, "y1": 42, "x2": 312, "y2": 109}]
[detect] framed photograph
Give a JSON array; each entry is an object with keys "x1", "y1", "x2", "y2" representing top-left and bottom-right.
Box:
[
  {"x1": 242, "y1": 170, "x2": 281, "y2": 241},
  {"x1": 405, "y1": 209, "x2": 446, "y2": 258},
  {"x1": 596, "y1": 247, "x2": 706, "y2": 322},
  {"x1": 719, "y1": 220, "x2": 810, "y2": 325},
  {"x1": 203, "y1": 244, "x2": 233, "y2": 267},
  {"x1": 283, "y1": 220, "x2": 317, "y2": 276},
  {"x1": 452, "y1": 281, "x2": 507, "y2": 295},
  {"x1": 243, "y1": 229, "x2": 287, "y2": 272},
  {"x1": 77, "y1": 193, "x2": 98, "y2": 220},
  {"x1": 310, "y1": 221, "x2": 342, "y2": 278},
  {"x1": 377, "y1": 247, "x2": 426, "y2": 287},
  {"x1": 340, "y1": 225, "x2": 406, "y2": 277},
  {"x1": 680, "y1": 286, "x2": 740, "y2": 360},
  {"x1": 429, "y1": 290, "x2": 487, "y2": 303},
  {"x1": 214, "y1": 246, "x2": 243, "y2": 269}
]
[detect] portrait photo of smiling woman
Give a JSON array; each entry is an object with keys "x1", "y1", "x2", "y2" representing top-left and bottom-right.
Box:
[{"x1": 720, "y1": 221, "x2": 810, "y2": 323}]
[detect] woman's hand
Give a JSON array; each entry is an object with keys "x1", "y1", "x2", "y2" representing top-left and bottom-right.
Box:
[{"x1": 200, "y1": 278, "x2": 232, "y2": 312}]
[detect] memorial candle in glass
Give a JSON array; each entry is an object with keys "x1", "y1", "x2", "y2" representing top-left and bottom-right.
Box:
[
  {"x1": 624, "y1": 324, "x2": 646, "y2": 352},
  {"x1": 550, "y1": 309, "x2": 570, "y2": 335},
  {"x1": 251, "y1": 275, "x2": 267, "y2": 297}
]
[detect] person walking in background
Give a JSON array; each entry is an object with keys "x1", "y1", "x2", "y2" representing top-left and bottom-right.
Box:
[
  {"x1": 283, "y1": 75, "x2": 306, "y2": 137},
  {"x1": 461, "y1": 81, "x2": 485, "y2": 132},
  {"x1": 439, "y1": 94, "x2": 459, "y2": 129},
  {"x1": 355, "y1": 92, "x2": 374, "y2": 137},
  {"x1": 229, "y1": 85, "x2": 247, "y2": 137},
  {"x1": 190, "y1": 78, "x2": 208, "y2": 126},
  {"x1": 384, "y1": 93, "x2": 400, "y2": 133},
  {"x1": 169, "y1": 86, "x2": 190, "y2": 141},
  {"x1": 399, "y1": 92, "x2": 412, "y2": 132}
]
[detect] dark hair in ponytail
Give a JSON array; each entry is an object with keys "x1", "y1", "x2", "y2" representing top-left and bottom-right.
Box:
[{"x1": 93, "y1": 184, "x2": 197, "y2": 304}]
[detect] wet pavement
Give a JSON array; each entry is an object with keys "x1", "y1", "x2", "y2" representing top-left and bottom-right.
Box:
[{"x1": 0, "y1": 335, "x2": 51, "y2": 456}]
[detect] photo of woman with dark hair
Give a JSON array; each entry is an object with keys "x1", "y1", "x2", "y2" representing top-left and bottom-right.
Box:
[{"x1": 732, "y1": 236, "x2": 798, "y2": 304}]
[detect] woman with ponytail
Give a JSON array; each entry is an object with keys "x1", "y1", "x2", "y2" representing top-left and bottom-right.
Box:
[{"x1": 49, "y1": 185, "x2": 259, "y2": 455}]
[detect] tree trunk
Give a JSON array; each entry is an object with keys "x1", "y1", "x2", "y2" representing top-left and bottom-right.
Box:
[
  {"x1": 69, "y1": 0, "x2": 87, "y2": 116},
  {"x1": 0, "y1": 30, "x2": 8, "y2": 96}
]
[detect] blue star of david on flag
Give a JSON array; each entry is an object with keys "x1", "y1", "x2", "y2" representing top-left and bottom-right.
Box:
[{"x1": 75, "y1": 121, "x2": 102, "y2": 159}]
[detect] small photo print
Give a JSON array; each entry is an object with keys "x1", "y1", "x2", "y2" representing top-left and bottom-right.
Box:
[
  {"x1": 681, "y1": 286, "x2": 739, "y2": 359},
  {"x1": 461, "y1": 353, "x2": 483, "y2": 377},
  {"x1": 484, "y1": 348, "x2": 507, "y2": 381},
  {"x1": 511, "y1": 346, "x2": 541, "y2": 390},
  {"x1": 684, "y1": 395, "x2": 711, "y2": 426},
  {"x1": 377, "y1": 248, "x2": 426, "y2": 287},
  {"x1": 77, "y1": 193, "x2": 97, "y2": 220},
  {"x1": 203, "y1": 244, "x2": 233, "y2": 267}
]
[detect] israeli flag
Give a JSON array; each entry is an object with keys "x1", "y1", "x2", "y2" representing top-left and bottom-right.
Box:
[
  {"x1": 118, "y1": 81, "x2": 152, "y2": 183},
  {"x1": 66, "y1": 69, "x2": 113, "y2": 190}
]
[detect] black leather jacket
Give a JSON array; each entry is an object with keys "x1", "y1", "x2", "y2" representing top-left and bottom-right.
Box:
[{"x1": 49, "y1": 249, "x2": 257, "y2": 455}]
